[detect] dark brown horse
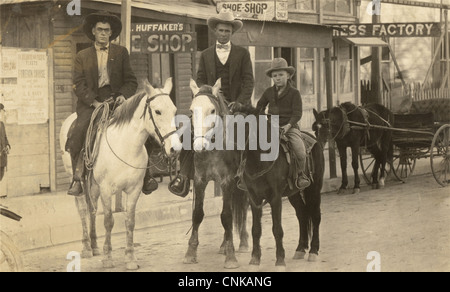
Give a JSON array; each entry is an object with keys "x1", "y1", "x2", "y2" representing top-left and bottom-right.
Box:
[
  {"x1": 313, "y1": 102, "x2": 393, "y2": 193},
  {"x1": 183, "y1": 79, "x2": 249, "y2": 269},
  {"x1": 236, "y1": 108, "x2": 324, "y2": 270}
]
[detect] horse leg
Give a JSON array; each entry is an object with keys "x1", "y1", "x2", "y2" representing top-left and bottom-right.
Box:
[
  {"x1": 183, "y1": 181, "x2": 206, "y2": 264},
  {"x1": 220, "y1": 185, "x2": 239, "y2": 269},
  {"x1": 125, "y1": 189, "x2": 140, "y2": 270},
  {"x1": 249, "y1": 196, "x2": 263, "y2": 270},
  {"x1": 351, "y1": 146, "x2": 361, "y2": 194},
  {"x1": 74, "y1": 195, "x2": 93, "y2": 258},
  {"x1": 289, "y1": 193, "x2": 308, "y2": 260},
  {"x1": 87, "y1": 180, "x2": 101, "y2": 256},
  {"x1": 271, "y1": 196, "x2": 285, "y2": 269},
  {"x1": 308, "y1": 196, "x2": 321, "y2": 262},
  {"x1": 100, "y1": 190, "x2": 115, "y2": 268},
  {"x1": 238, "y1": 200, "x2": 249, "y2": 253},
  {"x1": 337, "y1": 144, "x2": 348, "y2": 194}
]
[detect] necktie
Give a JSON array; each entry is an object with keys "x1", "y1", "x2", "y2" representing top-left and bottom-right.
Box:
[{"x1": 217, "y1": 43, "x2": 230, "y2": 50}]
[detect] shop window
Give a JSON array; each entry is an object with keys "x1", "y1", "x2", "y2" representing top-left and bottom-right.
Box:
[
  {"x1": 287, "y1": 0, "x2": 315, "y2": 11},
  {"x1": 299, "y1": 48, "x2": 315, "y2": 95},
  {"x1": 337, "y1": 42, "x2": 353, "y2": 94},
  {"x1": 322, "y1": 0, "x2": 353, "y2": 15}
]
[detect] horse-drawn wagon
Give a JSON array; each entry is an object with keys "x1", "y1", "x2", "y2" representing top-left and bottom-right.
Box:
[{"x1": 358, "y1": 98, "x2": 449, "y2": 187}]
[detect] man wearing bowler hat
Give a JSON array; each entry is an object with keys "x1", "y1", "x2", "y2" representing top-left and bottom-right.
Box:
[
  {"x1": 168, "y1": 9, "x2": 254, "y2": 197},
  {"x1": 67, "y1": 11, "x2": 155, "y2": 196}
]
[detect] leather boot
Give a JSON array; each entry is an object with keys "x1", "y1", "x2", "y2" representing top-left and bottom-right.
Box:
[
  {"x1": 295, "y1": 172, "x2": 311, "y2": 191},
  {"x1": 67, "y1": 180, "x2": 83, "y2": 196},
  {"x1": 169, "y1": 174, "x2": 190, "y2": 197},
  {"x1": 68, "y1": 152, "x2": 85, "y2": 196},
  {"x1": 142, "y1": 168, "x2": 158, "y2": 195}
]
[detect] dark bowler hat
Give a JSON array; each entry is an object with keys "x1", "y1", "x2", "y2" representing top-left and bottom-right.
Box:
[
  {"x1": 265, "y1": 58, "x2": 296, "y2": 77},
  {"x1": 207, "y1": 9, "x2": 243, "y2": 33},
  {"x1": 83, "y1": 10, "x2": 122, "y2": 41}
]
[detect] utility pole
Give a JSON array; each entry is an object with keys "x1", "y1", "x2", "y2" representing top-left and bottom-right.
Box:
[{"x1": 371, "y1": 0, "x2": 383, "y2": 104}]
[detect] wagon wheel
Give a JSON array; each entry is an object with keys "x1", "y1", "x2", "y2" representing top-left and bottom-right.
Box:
[
  {"x1": 430, "y1": 124, "x2": 450, "y2": 187},
  {"x1": 0, "y1": 231, "x2": 24, "y2": 272},
  {"x1": 359, "y1": 147, "x2": 392, "y2": 185},
  {"x1": 391, "y1": 146, "x2": 416, "y2": 183}
]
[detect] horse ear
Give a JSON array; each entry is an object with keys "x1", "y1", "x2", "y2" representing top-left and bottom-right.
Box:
[
  {"x1": 143, "y1": 79, "x2": 155, "y2": 96},
  {"x1": 162, "y1": 77, "x2": 173, "y2": 94},
  {"x1": 212, "y1": 78, "x2": 221, "y2": 97},
  {"x1": 190, "y1": 79, "x2": 200, "y2": 96},
  {"x1": 313, "y1": 108, "x2": 319, "y2": 119}
]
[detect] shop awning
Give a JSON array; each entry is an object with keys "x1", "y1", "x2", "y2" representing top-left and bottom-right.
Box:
[{"x1": 342, "y1": 37, "x2": 389, "y2": 47}]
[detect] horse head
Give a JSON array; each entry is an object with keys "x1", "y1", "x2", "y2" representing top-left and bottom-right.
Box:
[
  {"x1": 142, "y1": 77, "x2": 182, "y2": 156},
  {"x1": 313, "y1": 108, "x2": 330, "y2": 146},
  {"x1": 189, "y1": 78, "x2": 223, "y2": 152}
]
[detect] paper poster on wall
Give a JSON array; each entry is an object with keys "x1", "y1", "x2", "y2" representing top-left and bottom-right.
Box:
[
  {"x1": 0, "y1": 49, "x2": 18, "y2": 78},
  {"x1": 16, "y1": 51, "x2": 49, "y2": 125}
]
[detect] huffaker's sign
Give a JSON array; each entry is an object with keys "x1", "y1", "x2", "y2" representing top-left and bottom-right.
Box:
[
  {"x1": 131, "y1": 23, "x2": 197, "y2": 54},
  {"x1": 331, "y1": 22, "x2": 440, "y2": 38}
]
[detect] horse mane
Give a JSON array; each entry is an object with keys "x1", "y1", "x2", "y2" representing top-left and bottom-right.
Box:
[{"x1": 109, "y1": 91, "x2": 147, "y2": 127}]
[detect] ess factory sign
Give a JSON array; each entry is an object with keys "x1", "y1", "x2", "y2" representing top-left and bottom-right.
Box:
[{"x1": 131, "y1": 23, "x2": 197, "y2": 54}]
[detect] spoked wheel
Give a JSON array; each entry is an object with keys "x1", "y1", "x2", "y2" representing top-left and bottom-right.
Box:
[
  {"x1": 0, "y1": 231, "x2": 24, "y2": 272},
  {"x1": 430, "y1": 124, "x2": 450, "y2": 187},
  {"x1": 359, "y1": 147, "x2": 392, "y2": 185},
  {"x1": 391, "y1": 147, "x2": 416, "y2": 183}
]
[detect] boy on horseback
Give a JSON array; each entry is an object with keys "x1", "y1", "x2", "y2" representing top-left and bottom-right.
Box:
[{"x1": 256, "y1": 58, "x2": 310, "y2": 190}]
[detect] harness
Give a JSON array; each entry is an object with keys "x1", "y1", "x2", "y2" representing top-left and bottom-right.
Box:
[{"x1": 85, "y1": 93, "x2": 177, "y2": 171}]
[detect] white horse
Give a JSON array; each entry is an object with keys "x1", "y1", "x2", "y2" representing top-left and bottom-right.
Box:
[{"x1": 60, "y1": 78, "x2": 181, "y2": 270}]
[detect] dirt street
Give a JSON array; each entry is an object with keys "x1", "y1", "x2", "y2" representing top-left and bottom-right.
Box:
[{"x1": 22, "y1": 172, "x2": 449, "y2": 272}]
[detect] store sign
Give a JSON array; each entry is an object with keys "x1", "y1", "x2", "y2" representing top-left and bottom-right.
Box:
[
  {"x1": 331, "y1": 22, "x2": 440, "y2": 38},
  {"x1": 131, "y1": 23, "x2": 197, "y2": 54},
  {"x1": 216, "y1": 0, "x2": 288, "y2": 21}
]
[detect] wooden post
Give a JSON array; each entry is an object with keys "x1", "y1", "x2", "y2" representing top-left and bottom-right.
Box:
[
  {"x1": 120, "y1": 0, "x2": 131, "y2": 52},
  {"x1": 115, "y1": 0, "x2": 132, "y2": 212},
  {"x1": 446, "y1": 10, "x2": 450, "y2": 89},
  {"x1": 371, "y1": 6, "x2": 382, "y2": 104},
  {"x1": 325, "y1": 48, "x2": 337, "y2": 178}
]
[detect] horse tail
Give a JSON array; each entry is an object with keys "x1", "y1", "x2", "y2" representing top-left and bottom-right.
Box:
[{"x1": 231, "y1": 188, "x2": 248, "y2": 235}]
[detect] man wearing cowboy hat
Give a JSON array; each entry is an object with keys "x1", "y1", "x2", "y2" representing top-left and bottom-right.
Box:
[
  {"x1": 169, "y1": 10, "x2": 254, "y2": 197},
  {"x1": 67, "y1": 11, "x2": 158, "y2": 196},
  {"x1": 0, "y1": 103, "x2": 10, "y2": 183},
  {"x1": 256, "y1": 58, "x2": 310, "y2": 191}
]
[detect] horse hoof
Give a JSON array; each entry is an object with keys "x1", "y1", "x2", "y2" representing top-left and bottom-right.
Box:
[
  {"x1": 308, "y1": 253, "x2": 318, "y2": 262},
  {"x1": 126, "y1": 261, "x2": 139, "y2": 270},
  {"x1": 224, "y1": 260, "x2": 240, "y2": 269},
  {"x1": 81, "y1": 249, "x2": 93, "y2": 258},
  {"x1": 293, "y1": 251, "x2": 306, "y2": 260},
  {"x1": 238, "y1": 246, "x2": 249, "y2": 253},
  {"x1": 337, "y1": 188, "x2": 346, "y2": 194},
  {"x1": 275, "y1": 265, "x2": 286, "y2": 272},
  {"x1": 183, "y1": 256, "x2": 198, "y2": 264},
  {"x1": 248, "y1": 264, "x2": 260, "y2": 272},
  {"x1": 352, "y1": 188, "x2": 360, "y2": 194},
  {"x1": 102, "y1": 259, "x2": 115, "y2": 269},
  {"x1": 92, "y1": 248, "x2": 101, "y2": 257}
]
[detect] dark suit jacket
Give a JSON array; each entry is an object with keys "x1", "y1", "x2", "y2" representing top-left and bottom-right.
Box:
[
  {"x1": 196, "y1": 44, "x2": 254, "y2": 104},
  {"x1": 256, "y1": 82, "x2": 303, "y2": 127},
  {"x1": 73, "y1": 44, "x2": 137, "y2": 114}
]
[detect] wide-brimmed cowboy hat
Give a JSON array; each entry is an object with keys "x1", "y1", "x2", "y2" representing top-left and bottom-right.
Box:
[
  {"x1": 265, "y1": 58, "x2": 296, "y2": 77},
  {"x1": 83, "y1": 11, "x2": 122, "y2": 41},
  {"x1": 207, "y1": 10, "x2": 243, "y2": 33}
]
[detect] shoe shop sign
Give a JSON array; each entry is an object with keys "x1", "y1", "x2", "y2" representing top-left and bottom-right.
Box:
[
  {"x1": 131, "y1": 23, "x2": 197, "y2": 54},
  {"x1": 216, "y1": 0, "x2": 288, "y2": 21}
]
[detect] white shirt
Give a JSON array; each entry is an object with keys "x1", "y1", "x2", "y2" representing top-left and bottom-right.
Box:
[
  {"x1": 216, "y1": 41, "x2": 231, "y2": 65},
  {"x1": 95, "y1": 43, "x2": 110, "y2": 88}
]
